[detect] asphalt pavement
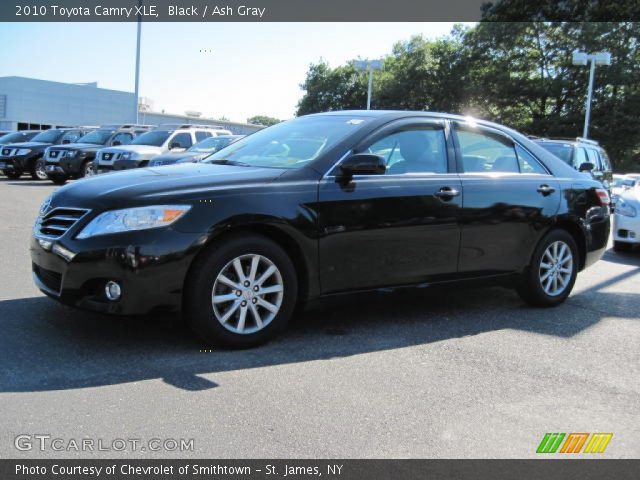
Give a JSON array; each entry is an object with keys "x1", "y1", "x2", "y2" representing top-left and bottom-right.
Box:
[{"x1": 0, "y1": 179, "x2": 638, "y2": 458}]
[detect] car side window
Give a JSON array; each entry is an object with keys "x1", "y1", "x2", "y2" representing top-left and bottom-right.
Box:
[
  {"x1": 516, "y1": 145, "x2": 548, "y2": 174},
  {"x1": 586, "y1": 149, "x2": 601, "y2": 171},
  {"x1": 575, "y1": 148, "x2": 588, "y2": 169},
  {"x1": 195, "y1": 131, "x2": 211, "y2": 142},
  {"x1": 170, "y1": 133, "x2": 192, "y2": 149},
  {"x1": 366, "y1": 127, "x2": 448, "y2": 175},
  {"x1": 456, "y1": 128, "x2": 519, "y2": 173},
  {"x1": 61, "y1": 130, "x2": 82, "y2": 144},
  {"x1": 599, "y1": 150, "x2": 611, "y2": 170},
  {"x1": 111, "y1": 133, "x2": 133, "y2": 146}
]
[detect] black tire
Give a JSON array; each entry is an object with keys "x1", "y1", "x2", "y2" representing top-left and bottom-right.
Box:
[
  {"x1": 31, "y1": 157, "x2": 48, "y2": 180},
  {"x1": 516, "y1": 229, "x2": 579, "y2": 307},
  {"x1": 3, "y1": 170, "x2": 21, "y2": 180},
  {"x1": 184, "y1": 233, "x2": 298, "y2": 348},
  {"x1": 81, "y1": 160, "x2": 95, "y2": 178},
  {"x1": 49, "y1": 175, "x2": 67, "y2": 185},
  {"x1": 613, "y1": 241, "x2": 631, "y2": 252}
]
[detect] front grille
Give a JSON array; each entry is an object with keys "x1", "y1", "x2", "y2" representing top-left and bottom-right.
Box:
[
  {"x1": 33, "y1": 264, "x2": 62, "y2": 294},
  {"x1": 37, "y1": 207, "x2": 90, "y2": 239}
]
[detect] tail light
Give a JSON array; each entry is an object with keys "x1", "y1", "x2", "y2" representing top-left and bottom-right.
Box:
[{"x1": 595, "y1": 188, "x2": 610, "y2": 206}]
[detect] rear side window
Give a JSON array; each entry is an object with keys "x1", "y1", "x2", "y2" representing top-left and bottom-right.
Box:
[
  {"x1": 516, "y1": 145, "x2": 548, "y2": 174},
  {"x1": 456, "y1": 129, "x2": 519, "y2": 173},
  {"x1": 599, "y1": 150, "x2": 612, "y2": 170},
  {"x1": 575, "y1": 148, "x2": 588, "y2": 169},
  {"x1": 195, "y1": 131, "x2": 212, "y2": 142}
]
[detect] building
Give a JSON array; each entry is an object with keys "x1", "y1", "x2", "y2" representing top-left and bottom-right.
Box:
[{"x1": 0, "y1": 76, "x2": 262, "y2": 135}]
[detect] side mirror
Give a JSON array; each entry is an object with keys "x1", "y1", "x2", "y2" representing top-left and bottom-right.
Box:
[
  {"x1": 62, "y1": 139, "x2": 71, "y2": 144},
  {"x1": 112, "y1": 140, "x2": 121, "y2": 146},
  {"x1": 339, "y1": 153, "x2": 386, "y2": 176},
  {"x1": 579, "y1": 162, "x2": 595, "y2": 172},
  {"x1": 169, "y1": 142, "x2": 183, "y2": 150}
]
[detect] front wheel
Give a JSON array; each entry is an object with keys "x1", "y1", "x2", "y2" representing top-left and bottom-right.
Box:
[
  {"x1": 3, "y1": 170, "x2": 21, "y2": 180},
  {"x1": 48, "y1": 175, "x2": 67, "y2": 185},
  {"x1": 83, "y1": 160, "x2": 95, "y2": 177},
  {"x1": 184, "y1": 233, "x2": 298, "y2": 348},
  {"x1": 31, "y1": 158, "x2": 48, "y2": 180},
  {"x1": 517, "y1": 229, "x2": 578, "y2": 307}
]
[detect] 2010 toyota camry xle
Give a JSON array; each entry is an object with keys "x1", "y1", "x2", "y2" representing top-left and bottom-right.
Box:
[{"x1": 31, "y1": 111, "x2": 610, "y2": 348}]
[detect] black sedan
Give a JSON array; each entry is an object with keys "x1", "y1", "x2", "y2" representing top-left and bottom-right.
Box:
[
  {"x1": 148, "y1": 135, "x2": 245, "y2": 167},
  {"x1": 31, "y1": 111, "x2": 610, "y2": 348}
]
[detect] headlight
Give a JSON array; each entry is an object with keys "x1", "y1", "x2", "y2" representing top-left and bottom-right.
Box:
[
  {"x1": 120, "y1": 152, "x2": 134, "y2": 160},
  {"x1": 16, "y1": 148, "x2": 32, "y2": 155},
  {"x1": 616, "y1": 199, "x2": 637, "y2": 217},
  {"x1": 76, "y1": 205, "x2": 191, "y2": 239},
  {"x1": 65, "y1": 150, "x2": 77, "y2": 158}
]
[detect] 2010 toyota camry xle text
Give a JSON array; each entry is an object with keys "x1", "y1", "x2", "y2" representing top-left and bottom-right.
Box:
[{"x1": 30, "y1": 111, "x2": 610, "y2": 348}]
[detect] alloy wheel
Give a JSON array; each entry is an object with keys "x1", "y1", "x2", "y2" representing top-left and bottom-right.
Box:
[
  {"x1": 538, "y1": 240, "x2": 573, "y2": 296},
  {"x1": 35, "y1": 159, "x2": 48, "y2": 180},
  {"x1": 85, "y1": 161, "x2": 95, "y2": 177},
  {"x1": 211, "y1": 253, "x2": 284, "y2": 334}
]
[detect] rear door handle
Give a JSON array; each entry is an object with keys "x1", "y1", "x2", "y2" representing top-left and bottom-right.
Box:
[
  {"x1": 434, "y1": 187, "x2": 460, "y2": 200},
  {"x1": 537, "y1": 184, "x2": 556, "y2": 195}
]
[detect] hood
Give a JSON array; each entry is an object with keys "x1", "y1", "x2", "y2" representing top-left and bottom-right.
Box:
[
  {"x1": 3, "y1": 141, "x2": 52, "y2": 149},
  {"x1": 49, "y1": 143, "x2": 103, "y2": 151},
  {"x1": 51, "y1": 163, "x2": 287, "y2": 210},
  {"x1": 101, "y1": 144, "x2": 164, "y2": 156},
  {"x1": 149, "y1": 151, "x2": 202, "y2": 164}
]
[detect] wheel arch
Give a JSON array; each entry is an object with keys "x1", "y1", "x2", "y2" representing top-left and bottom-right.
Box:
[
  {"x1": 183, "y1": 222, "x2": 313, "y2": 306},
  {"x1": 543, "y1": 219, "x2": 587, "y2": 271}
]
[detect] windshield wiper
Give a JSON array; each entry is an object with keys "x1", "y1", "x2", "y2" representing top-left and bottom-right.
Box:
[{"x1": 206, "y1": 159, "x2": 251, "y2": 167}]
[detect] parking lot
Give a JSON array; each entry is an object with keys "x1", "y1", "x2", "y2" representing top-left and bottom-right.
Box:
[{"x1": 0, "y1": 178, "x2": 638, "y2": 459}]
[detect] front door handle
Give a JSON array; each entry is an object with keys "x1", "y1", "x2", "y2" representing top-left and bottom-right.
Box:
[
  {"x1": 537, "y1": 184, "x2": 556, "y2": 196},
  {"x1": 434, "y1": 187, "x2": 460, "y2": 200}
]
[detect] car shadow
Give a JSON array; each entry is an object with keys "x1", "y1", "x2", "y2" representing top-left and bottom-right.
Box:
[{"x1": 1, "y1": 264, "x2": 637, "y2": 393}]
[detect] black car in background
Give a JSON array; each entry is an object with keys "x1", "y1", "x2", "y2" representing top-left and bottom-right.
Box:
[
  {"x1": 44, "y1": 124, "x2": 153, "y2": 184},
  {"x1": 0, "y1": 128, "x2": 91, "y2": 180},
  {"x1": 31, "y1": 111, "x2": 610, "y2": 348},
  {"x1": 533, "y1": 137, "x2": 613, "y2": 190},
  {"x1": 148, "y1": 135, "x2": 245, "y2": 167},
  {"x1": 0, "y1": 130, "x2": 41, "y2": 148}
]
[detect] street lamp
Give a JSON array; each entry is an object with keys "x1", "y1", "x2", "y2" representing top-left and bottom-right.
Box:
[
  {"x1": 354, "y1": 59, "x2": 384, "y2": 110},
  {"x1": 572, "y1": 50, "x2": 611, "y2": 139}
]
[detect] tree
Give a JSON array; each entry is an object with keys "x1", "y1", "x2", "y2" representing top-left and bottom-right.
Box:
[{"x1": 247, "y1": 115, "x2": 281, "y2": 127}]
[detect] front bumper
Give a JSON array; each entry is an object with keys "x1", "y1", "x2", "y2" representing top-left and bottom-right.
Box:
[
  {"x1": 0, "y1": 154, "x2": 30, "y2": 171},
  {"x1": 613, "y1": 214, "x2": 639, "y2": 244},
  {"x1": 45, "y1": 155, "x2": 86, "y2": 176},
  {"x1": 97, "y1": 159, "x2": 145, "y2": 174},
  {"x1": 30, "y1": 228, "x2": 204, "y2": 315}
]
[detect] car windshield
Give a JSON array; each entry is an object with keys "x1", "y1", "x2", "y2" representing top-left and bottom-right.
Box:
[
  {"x1": 31, "y1": 129, "x2": 64, "y2": 143},
  {"x1": 77, "y1": 129, "x2": 115, "y2": 145},
  {"x1": 189, "y1": 136, "x2": 235, "y2": 153},
  {"x1": 130, "y1": 130, "x2": 172, "y2": 146},
  {"x1": 0, "y1": 131, "x2": 33, "y2": 144},
  {"x1": 538, "y1": 143, "x2": 573, "y2": 165},
  {"x1": 203, "y1": 116, "x2": 368, "y2": 168}
]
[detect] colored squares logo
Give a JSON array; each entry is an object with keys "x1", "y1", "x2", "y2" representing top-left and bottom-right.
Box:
[{"x1": 537, "y1": 433, "x2": 612, "y2": 454}]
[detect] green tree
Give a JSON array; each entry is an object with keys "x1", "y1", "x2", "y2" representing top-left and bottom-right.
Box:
[{"x1": 247, "y1": 115, "x2": 281, "y2": 126}]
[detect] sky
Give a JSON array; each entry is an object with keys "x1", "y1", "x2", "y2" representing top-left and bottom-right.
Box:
[{"x1": 0, "y1": 22, "x2": 473, "y2": 123}]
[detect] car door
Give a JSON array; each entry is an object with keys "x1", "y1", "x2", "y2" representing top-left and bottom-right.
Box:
[
  {"x1": 452, "y1": 123, "x2": 561, "y2": 274},
  {"x1": 316, "y1": 119, "x2": 462, "y2": 293}
]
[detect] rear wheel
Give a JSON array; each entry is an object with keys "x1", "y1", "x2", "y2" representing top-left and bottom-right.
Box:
[
  {"x1": 31, "y1": 158, "x2": 48, "y2": 180},
  {"x1": 184, "y1": 233, "x2": 297, "y2": 348},
  {"x1": 517, "y1": 229, "x2": 578, "y2": 307}
]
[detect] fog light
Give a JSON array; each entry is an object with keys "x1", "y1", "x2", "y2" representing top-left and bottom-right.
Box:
[{"x1": 105, "y1": 281, "x2": 122, "y2": 301}]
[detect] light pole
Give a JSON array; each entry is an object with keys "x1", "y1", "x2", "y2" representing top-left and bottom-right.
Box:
[
  {"x1": 354, "y1": 59, "x2": 384, "y2": 110},
  {"x1": 133, "y1": 0, "x2": 142, "y2": 123},
  {"x1": 572, "y1": 50, "x2": 611, "y2": 139}
]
